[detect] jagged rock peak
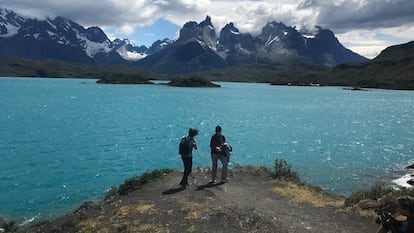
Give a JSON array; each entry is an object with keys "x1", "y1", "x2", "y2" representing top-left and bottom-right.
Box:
[
  {"x1": 222, "y1": 22, "x2": 239, "y2": 34},
  {"x1": 85, "y1": 26, "x2": 110, "y2": 43},
  {"x1": 0, "y1": 8, "x2": 24, "y2": 22},
  {"x1": 260, "y1": 21, "x2": 292, "y2": 37},
  {"x1": 313, "y1": 26, "x2": 335, "y2": 39},
  {"x1": 199, "y1": 15, "x2": 213, "y2": 27},
  {"x1": 178, "y1": 15, "x2": 217, "y2": 48},
  {"x1": 267, "y1": 21, "x2": 288, "y2": 29}
]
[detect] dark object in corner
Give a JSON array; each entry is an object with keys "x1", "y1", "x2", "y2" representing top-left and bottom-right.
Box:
[
  {"x1": 406, "y1": 163, "x2": 414, "y2": 169},
  {"x1": 375, "y1": 210, "x2": 402, "y2": 233},
  {"x1": 1, "y1": 221, "x2": 17, "y2": 232},
  {"x1": 168, "y1": 76, "x2": 220, "y2": 87}
]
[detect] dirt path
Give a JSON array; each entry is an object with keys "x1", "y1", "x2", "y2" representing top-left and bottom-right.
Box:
[{"x1": 22, "y1": 168, "x2": 380, "y2": 233}]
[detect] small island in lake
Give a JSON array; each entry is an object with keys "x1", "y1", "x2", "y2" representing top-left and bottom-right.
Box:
[
  {"x1": 96, "y1": 74, "x2": 153, "y2": 84},
  {"x1": 167, "y1": 76, "x2": 221, "y2": 88},
  {"x1": 342, "y1": 87, "x2": 369, "y2": 91}
]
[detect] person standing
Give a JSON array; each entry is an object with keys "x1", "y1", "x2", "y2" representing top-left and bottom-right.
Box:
[
  {"x1": 375, "y1": 196, "x2": 414, "y2": 233},
  {"x1": 179, "y1": 128, "x2": 198, "y2": 188},
  {"x1": 210, "y1": 125, "x2": 229, "y2": 183}
]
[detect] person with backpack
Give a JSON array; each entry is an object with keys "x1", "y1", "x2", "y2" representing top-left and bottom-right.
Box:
[
  {"x1": 375, "y1": 196, "x2": 414, "y2": 233},
  {"x1": 210, "y1": 125, "x2": 231, "y2": 183},
  {"x1": 178, "y1": 128, "x2": 198, "y2": 188}
]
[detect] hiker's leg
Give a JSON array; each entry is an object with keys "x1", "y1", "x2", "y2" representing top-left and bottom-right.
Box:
[
  {"x1": 220, "y1": 155, "x2": 229, "y2": 180},
  {"x1": 180, "y1": 156, "x2": 192, "y2": 186},
  {"x1": 211, "y1": 153, "x2": 219, "y2": 181}
]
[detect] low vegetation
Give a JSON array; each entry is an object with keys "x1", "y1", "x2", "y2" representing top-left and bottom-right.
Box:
[
  {"x1": 0, "y1": 57, "x2": 164, "y2": 80},
  {"x1": 270, "y1": 159, "x2": 414, "y2": 215},
  {"x1": 113, "y1": 169, "x2": 174, "y2": 196},
  {"x1": 96, "y1": 73, "x2": 153, "y2": 84},
  {"x1": 271, "y1": 159, "x2": 343, "y2": 208},
  {"x1": 328, "y1": 41, "x2": 414, "y2": 90},
  {"x1": 272, "y1": 159, "x2": 300, "y2": 182},
  {"x1": 344, "y1": 183, "x2": 414, "y2": 215},
  {"x1": 195, "y1": 62, "x2": 329, "y2": 84}
]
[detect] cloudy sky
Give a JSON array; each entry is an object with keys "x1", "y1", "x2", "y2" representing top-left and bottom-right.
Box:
[{"x1": 3, "y1": 0, "x2": 414, "y2": 58}]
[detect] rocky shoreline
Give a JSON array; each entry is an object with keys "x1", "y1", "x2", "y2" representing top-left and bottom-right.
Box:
[{"x1": 6, "y1": 166, "x2": 383, "y2": 233}]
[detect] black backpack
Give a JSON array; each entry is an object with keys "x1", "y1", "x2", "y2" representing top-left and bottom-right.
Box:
[{"x1": 179, "y1": 136, "x2": 191, "y2": 156}]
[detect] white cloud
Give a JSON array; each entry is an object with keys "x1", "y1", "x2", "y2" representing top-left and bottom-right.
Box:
[
  {"x1": 336, "y1": 23, "x2": 414, "y2": 58},
  {"x1": 117, "y1": 25, "x2": 135, "y2": 35}
]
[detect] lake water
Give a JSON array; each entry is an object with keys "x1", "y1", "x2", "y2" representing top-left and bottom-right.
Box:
[{"x1": 1, "y1": 77, "x2": 414, "y2": 224}]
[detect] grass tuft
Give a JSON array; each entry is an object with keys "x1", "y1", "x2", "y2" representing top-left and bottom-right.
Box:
[
  {"x1": 116, "y1": 169, "x2": 174, "y2": 196},
  {"x1": 272, "y1": 159, "x2": 300, "y2": 182},
  {"x1": 272, "y1": 181, "x2": 344, "y2": 208}
]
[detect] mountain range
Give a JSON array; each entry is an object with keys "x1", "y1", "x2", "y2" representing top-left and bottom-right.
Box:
[
  {"x1": 0, "y1": 8, "x2": 367, "y2": 74},
  {"x1": 0, "y1": 8, "x2": 174, "y2": 65},
  {"x1": 136, "y1": 16, "x2": 368, "y2": 74}
]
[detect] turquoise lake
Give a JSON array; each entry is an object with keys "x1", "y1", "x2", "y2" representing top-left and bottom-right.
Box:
[{"x1": 1, "y1": 77, "x2": 414, "y2": 224}]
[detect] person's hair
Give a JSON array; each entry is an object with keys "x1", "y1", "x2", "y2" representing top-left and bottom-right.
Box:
[
  {"x1": 398, "y1": 196, "x2": 414, "y2": 213},
  {"x1": 215, "y1": 125, "x2": 222, "y2": 133},
  {"x1": 189, "y1": 128, "x2": 199, "y2": 137}
]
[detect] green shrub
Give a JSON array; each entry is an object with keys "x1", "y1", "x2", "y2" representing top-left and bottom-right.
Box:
[
  {"x1": 117, "y1": 169, "x2": 174, "y2": 196},
  {"x1": 345, "y1": 183, "x2": 392, "y2": 207},
  {"x1": 272, "y1": 159, "x2": 300, "y2": 182}
]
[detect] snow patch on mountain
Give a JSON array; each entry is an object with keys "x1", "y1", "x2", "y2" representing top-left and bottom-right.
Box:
[
  {"x1": 265, "y1": 35, "x2": 279, "y2": 46},
  {"x1": 0, "y1": 23, "x2": 19, "y2": 37},
  {"x1": 116, "y1": 47, "x2": 147, "y2": 61},
  {"x1": 76, "y1": 34, "x2": 112, "y2": 58},
  {"x1": 47, "y1": 31, "x2": 56, "y2": 37},
  {"x1": 46, "y1": 19, "x2": 57, "y2": 31},
  {"x1": 230, "y1": 29, "x2": 240, "y2": 35},
  {"x1": 302, "y1": 34, "x2": 315, "y2": 39}
]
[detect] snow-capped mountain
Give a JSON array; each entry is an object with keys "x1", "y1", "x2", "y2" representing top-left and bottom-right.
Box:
[
  {"x1": 1, "y1": 8, "x2": 368, "y2": 73},
  {"x1": 136, "y1": 16, "x2": 368, "y2": 74},
  {"x1": 136, "y1": 16, "x2": 225, "y2": 74},
  {"x1": 0, "y1": 8, "x2": 147, "y2": 64},
  {"x1": 113, "y1": 38, "x2": 148, "y2": 61}
]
